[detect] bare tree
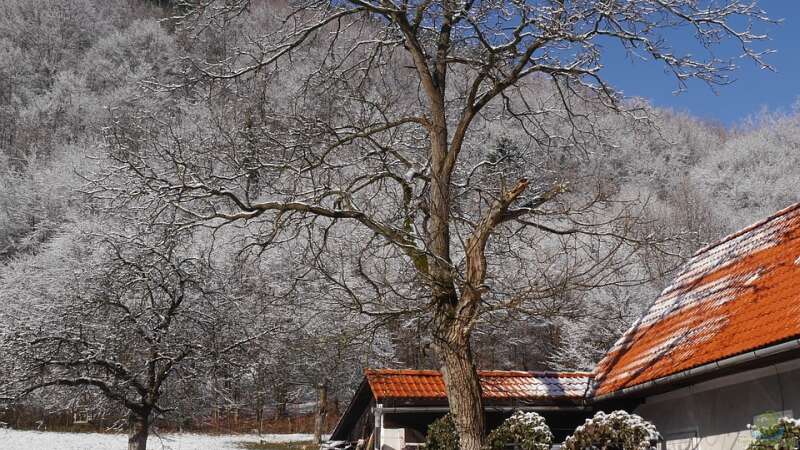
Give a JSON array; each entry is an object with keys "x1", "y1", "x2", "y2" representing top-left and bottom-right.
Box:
[
  {"x1": 0, "y1": 221, "x2": 288, "y2": 450},
  {"x1": 100, "y1": 1, "x2": 774, "y2": 448},
  {"x1": 201, "y1": 242, "x2": 396, "y2": 437}
]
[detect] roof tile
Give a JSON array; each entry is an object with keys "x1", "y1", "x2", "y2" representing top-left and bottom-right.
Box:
[
  {"x1": 593, "y1": 203, "x2": 800, "y2": 396},
  {"x1": 365, "y1": 369, "x2": 592, "y2": 401}
]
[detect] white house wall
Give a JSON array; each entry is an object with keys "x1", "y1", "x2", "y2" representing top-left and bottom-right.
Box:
[
  {"x1": 634, "y1": 360, "x2": 800, "y2": 450},
  {"x1": 380, "y1": 427, "x2": 405, "y2": 450}
]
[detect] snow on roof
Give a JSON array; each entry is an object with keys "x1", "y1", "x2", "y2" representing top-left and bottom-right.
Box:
[
  {"x1": 593, "y1": 202, "x2": 800, "y2": 396},
  {"x1": 365, "y1": 369, "x2": 593, "y2": 401}
]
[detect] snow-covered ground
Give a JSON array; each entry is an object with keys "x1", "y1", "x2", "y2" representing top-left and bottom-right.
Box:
[{"x1": 0, "y1": 430, "x2": 314, "y2": 450}]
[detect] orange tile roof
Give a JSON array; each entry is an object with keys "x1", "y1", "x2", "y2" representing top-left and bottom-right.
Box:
[
  {"x1": 365, "y1": 369, "x2": 592, "y2": 401},
  {"x1": 593, "y1": 203, "x2": 800, "y2": 396}
]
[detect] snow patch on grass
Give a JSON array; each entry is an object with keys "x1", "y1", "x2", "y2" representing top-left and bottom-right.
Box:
[{"x1": 0, "y1": 429, "x2": 314, "y2": 450}]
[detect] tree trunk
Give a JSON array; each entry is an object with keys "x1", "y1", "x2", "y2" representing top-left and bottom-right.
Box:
[
  {"x1": 128, "y1": 411, "x2": 150, "y2": 450},
  {"x1": 275, "y1": 384, "x2": 288, "y2": 419},
  {"x1": 256, "y1": 395, "x2": 264, "y2": 435},
  {"x1": 313, "y1": 382, "x2": 328, "y2": 445},
  {"x1": 434, "y1": 178, "x2": 529, "y2": 450},
  {"x1": 438, "y1": 331, "x2": 485, "y2": 450}
]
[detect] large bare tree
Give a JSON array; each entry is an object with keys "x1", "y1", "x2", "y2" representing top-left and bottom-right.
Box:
[{"x1": 101, "y1": 1, "x2": 773, "y2": 448}]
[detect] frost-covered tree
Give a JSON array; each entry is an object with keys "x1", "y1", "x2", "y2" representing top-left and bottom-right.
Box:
[
  {"x1": 99, "y1": 1, "x2": 775, "y2": 448},
  {"x1": 0, "y1": 221, "x2": 291, "y2": 450},
  {"x1": 202, "y1": 241, "x2": 396, "y2": 438},
  {"x1": 694, "y1": 110, "x2": 800, "y2": 229},
  {"x1": 0, "y1": 149, "x2": 83, "y2": 259}
]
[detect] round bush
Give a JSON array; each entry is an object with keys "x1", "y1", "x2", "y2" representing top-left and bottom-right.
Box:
[
  {"x1": 486, "y1": 410, "x2": 553, "y2": 450},
  {"x1": 426, "y1": 414, "x2": 460, "y2": 450},
  {"x1": 748, "y1": 416, "x2": 800, "y2": 450},
  {"x1": 563, "y1": 410, "x2": 659, "y2": 450}
]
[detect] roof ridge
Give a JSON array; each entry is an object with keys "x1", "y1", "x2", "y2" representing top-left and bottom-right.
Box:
[
  {"x1": 365, "y1": 369, "x2": 440, "y2": 376},
  {"x1": 691, "y1": 201, "x2": 800, "y2": 258},
  {"x1": 479, "y1": 370, "x2": 593, "y2": 377}
]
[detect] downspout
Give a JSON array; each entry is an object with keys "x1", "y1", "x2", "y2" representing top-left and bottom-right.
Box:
[{"x1": 593, "y1": 338, "x2": 800, "y2": 402}]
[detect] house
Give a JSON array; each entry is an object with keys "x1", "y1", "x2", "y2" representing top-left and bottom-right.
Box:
[
  {"x1": 332, "y1": 203, "x2": 800, "y2": 450},
  {"x1": 329, "y1": 370, "x2": 594, "y2": 449}
]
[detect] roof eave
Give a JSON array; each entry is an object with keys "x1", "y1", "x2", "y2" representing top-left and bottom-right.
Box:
[
  {"x1": 377, "y1": 404, "x2": 591, "y2": 413},
  {"x1": 330, "y1": 378, "x2": 373, "y2": 441},
  {"x1": 593, "y1": 336, "x2": 800, "y2": 402},
  {"x1": 376, "y1": 396, "x2": 590, "y2": 407}
]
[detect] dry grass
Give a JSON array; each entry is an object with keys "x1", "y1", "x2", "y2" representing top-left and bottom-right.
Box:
[{"x1": 237, "y1": 441, "x2": 316, "y2": 450}]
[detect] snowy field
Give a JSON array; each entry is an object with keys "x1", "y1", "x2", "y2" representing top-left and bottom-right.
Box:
[{"x1": 0, "y1": 430, "x2": 314, "y2": 450}]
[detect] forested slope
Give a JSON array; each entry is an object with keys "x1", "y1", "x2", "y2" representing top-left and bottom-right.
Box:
[{"x1": 0, "y1": 0, "x2": 797, "y2": 432}]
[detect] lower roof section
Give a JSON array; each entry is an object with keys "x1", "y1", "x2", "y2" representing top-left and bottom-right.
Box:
[
  {"x1": 365, "y1": 369, "x2": 593, "y2": 405},
  {"x1": 330, "y1": 369, "x2": 594, "y2": 441}
]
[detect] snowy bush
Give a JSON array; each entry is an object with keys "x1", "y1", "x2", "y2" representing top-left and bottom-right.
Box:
[
  {"x1": 747, "y1": 416, "x2": 800, "y2": 450},
  {"x1": 485, "y1": 411, "x2": 553, "y2": 450},
  {"x1": 563, "y1": 411, "x2": 658, "y2": 450},
  {"x1": 426, "y1": 414, "x2": 459, "y2": 450}
]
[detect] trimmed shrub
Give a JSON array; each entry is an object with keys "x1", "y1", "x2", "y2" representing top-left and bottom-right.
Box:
[
  {"x1": 563, "y1": 410, "x2": 658, "y2": 450},
  {"x1": 748, "y1": 416, "x2": 800, "y2": 450},
  {"x1": 426, "y1": 414, "x2": 459, "y2": 450},
  {"x1": 485, "y1": 411, "x2": 553, "y2": 450}
]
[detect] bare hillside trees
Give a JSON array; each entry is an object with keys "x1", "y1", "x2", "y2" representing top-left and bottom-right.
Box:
[{"x1": 96, "y1": 1, "x2": 775, "y2": 448}]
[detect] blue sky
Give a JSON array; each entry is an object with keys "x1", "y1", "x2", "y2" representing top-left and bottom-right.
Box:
[{"x1": 598, "y1": 1, "x2": 800, "y2": 126}]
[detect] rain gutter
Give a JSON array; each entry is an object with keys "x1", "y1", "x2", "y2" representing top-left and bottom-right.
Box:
[{"x1": 381, "y1": 405, "x2": 590, "y2": 413}]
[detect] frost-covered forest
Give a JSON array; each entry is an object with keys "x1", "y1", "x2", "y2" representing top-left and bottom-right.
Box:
[{"x1": 0, "y1": 0, "x2": 796, "y2": 448}]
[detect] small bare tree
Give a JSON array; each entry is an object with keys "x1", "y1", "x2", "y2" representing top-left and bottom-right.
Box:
[
  {"x1": 102, "y1": 1, "x2": 774, "y2": 448},
  {"x1": 0, "y1": 222, "x2": 288, "y2": 450}
]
